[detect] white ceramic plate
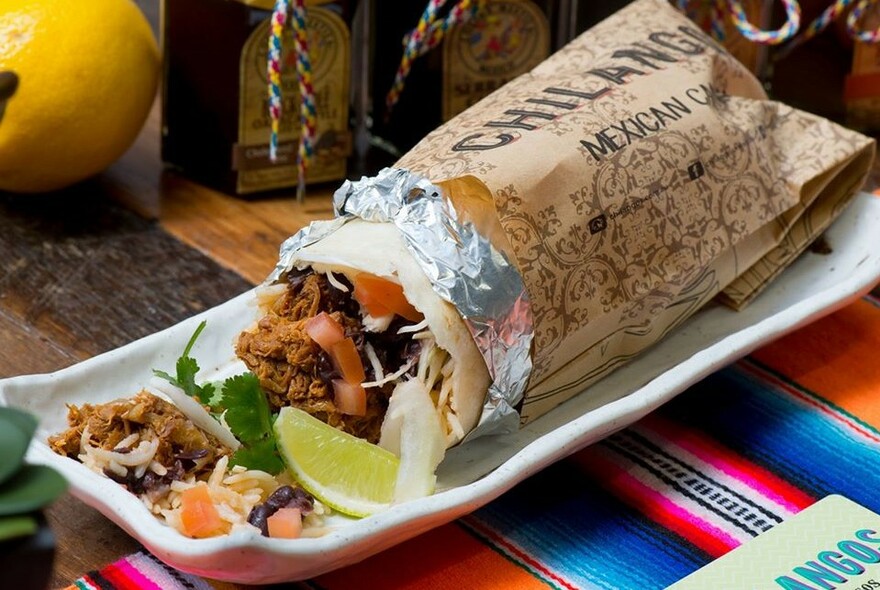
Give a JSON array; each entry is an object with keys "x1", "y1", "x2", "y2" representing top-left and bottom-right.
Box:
[{"x1": 3, "y1": 192, "x2": 880, "y2": 584}]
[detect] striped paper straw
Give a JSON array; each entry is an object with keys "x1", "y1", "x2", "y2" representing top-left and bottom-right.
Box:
[
  {"x1": 291, "y1": 0, "x2": 316, "y2": 200},
  {"x1": 267, "y1": 0, "x2": 288, "y2": 163},
  {"x1": 385, "y1": 0, "x2": 480, "y2": 117},
  {"x1": 728, "y1": 0, "x2": 802, "y2": 44},
  {"x1": 775, "y1": 0, "x2": 854, "y2": 60},
  {"x1": 848, "y1": 0, "x2": 880, "y2": 43},
  {"x1": 266, "y1": 0, "x2": 315, "y2": 200}
]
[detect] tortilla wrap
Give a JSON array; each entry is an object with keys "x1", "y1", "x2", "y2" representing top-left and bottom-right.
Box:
[{"x1": 285, "y1": 218, "x2": 491, "y2": 448}]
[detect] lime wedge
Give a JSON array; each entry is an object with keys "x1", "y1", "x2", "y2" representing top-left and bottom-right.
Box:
[{"x1": 273, "y1": 407, "x2": 399, "y2": 517}]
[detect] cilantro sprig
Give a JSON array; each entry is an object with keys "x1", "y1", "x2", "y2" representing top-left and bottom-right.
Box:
[
  {"x1": 154, "y1": 322, "x2": 284, "y2": 474},
  {"x1": 217, "y1": 373, "x2": 284, "y2": 474},
  {"x1": 153, "y1": 320, "x2": 216, "y2": 405}
]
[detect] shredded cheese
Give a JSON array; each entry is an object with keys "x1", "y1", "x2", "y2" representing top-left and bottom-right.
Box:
[
  {"x1": 397, "y1": 318, "x2": 429, "y2": 334},
  {"x1": 362, "y1": 356, "x2": 417, "y2": 388},
  {"x1": 79, "y1": 427, "x2": 160, "y2": 470},
  {"x1": 436, "y1": 356, "x2": 455, "y2": 411},
  {"x1": 364, "y1": 342, "x2": 385, "y2": 382},
  {"x1": 325, "y1": 270, "x2": 350, "y2": 292},
  {"x1": 362, "y1": 312, "x2": 394, "y2": 332}
]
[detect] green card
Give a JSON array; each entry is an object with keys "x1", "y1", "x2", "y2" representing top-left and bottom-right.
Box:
[{"x1": 669, "y1": 495, "x2": 880, "y2": 589}]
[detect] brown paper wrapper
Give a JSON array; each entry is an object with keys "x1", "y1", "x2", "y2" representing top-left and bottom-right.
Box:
[{"x1": 396, "y1": 0, "x2": 875, "y2": 425}]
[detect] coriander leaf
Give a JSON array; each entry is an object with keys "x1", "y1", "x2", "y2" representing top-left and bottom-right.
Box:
[
  {"x1": 152, "y1": 369, "x2": 176, "y2": 384},
  {"x1": 220, "y1": 373, "x2": 273, "y2": 443},
  {"x1": 174, "y1": 356, "x2": 201, "y2": 398},
  {"x1": 198, "y1": 382, "x2": 216, "y2": 406},
  {"x1": 182, "y1": 320, "x2": 207, "y2": 358},
  {"x1": 206, "y1": 381, "x2": 225, "y2": 408},
  {"x1": 152, "y1": 320, "x2": 215, "y2": 406},
  {"x1": 230, "y1": 438, "x2": 283, "y2": 474},
  {"x1": 220, "y1": 373, "x2": 283, "y2": 475}
]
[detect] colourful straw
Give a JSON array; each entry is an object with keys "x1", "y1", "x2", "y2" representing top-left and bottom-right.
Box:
[
  {"x1": 290, "y1": 0, "x2": 315, "y2": 200},
  {"x1": 727, "y1": 0, "x2": 801, "y2": 44},
  {"x1": 415, "y1": 0, "x2": 482, "y2": 56},
  {"x1": 267, "y1": 0, "x2": 288, "y2": 164},
  {"x1": 267, "y1": 0, "x2": 315, "y2": 201},
  {"x1": 672, "y1": 1, "x2": 726, "y2": 43},
  {"x1": 848, "y1": 0, "x2": 880, "y2": 43},
  {"x1": 773, "y1": 0, "x2": 854, "y2": 59},
  {"x1": 711, "y1": 0, "x2": 727, "y2": 41},
  {"x1": 385, "y1": 0, "x2": 481, "y2": 117}
]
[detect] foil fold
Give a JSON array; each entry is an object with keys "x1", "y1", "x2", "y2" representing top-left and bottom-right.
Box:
[{"x1": 269, "y1": 167, "x2": 534, "y2": 440}]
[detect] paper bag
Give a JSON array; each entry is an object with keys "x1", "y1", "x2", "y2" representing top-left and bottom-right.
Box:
[{"x1": 396, "y1": 0, "x2": 875, "y2": 424}]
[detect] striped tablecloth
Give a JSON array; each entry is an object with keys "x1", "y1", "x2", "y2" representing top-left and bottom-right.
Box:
[{"x1": 67, "y1": 290, "x2": 880, "y2": 590}]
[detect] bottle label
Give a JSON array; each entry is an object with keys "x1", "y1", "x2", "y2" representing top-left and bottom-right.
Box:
[
  {"x1": 236, "y1": 6, "x2": 350, "y2": 193},
  {"x1": 443, "y1": 0, "x2": 550, "y2": 121}
]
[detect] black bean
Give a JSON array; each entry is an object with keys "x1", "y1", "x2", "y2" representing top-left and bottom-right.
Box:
[
  {"x1": 315, "y1": 351, "x2": 338, "y2": 384},
  {"x1": 265, "y1": 485, "x2": 296, "y2": 511},
  {"x1": 247, "y1": 504, "x2": 272, "y2": 536},
  {"x1": 287, "y1": 268, "x2": 310, "y2": 295},
  {"x1": 174, "y1": 448, "x2": 209, "y2": 461},
  {"x1": 247, "y1": 486, "x2": 315, "y2": 537},
  {"x1": 286, "y1": 486, "x2": 315, "y2": 515}
]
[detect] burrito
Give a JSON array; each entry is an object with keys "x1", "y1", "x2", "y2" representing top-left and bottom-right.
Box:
[
  {"x1": 238, "y1": 0, "x2": 875, "y2": 506},
  {"x1": 236, "y1": 218, "x2": 492, "y2": 500},
  {"x1": 52, "y1": 0, "x2": 875, "y2": 529}
]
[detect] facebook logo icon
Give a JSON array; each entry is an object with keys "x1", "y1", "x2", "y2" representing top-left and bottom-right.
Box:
[{"x1": 687, "y1": 161, "x2": 705, "y2": 181}]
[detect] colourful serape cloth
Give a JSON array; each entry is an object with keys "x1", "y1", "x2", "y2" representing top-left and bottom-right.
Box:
[{"x1": 68, "y1": 291, "x2": 880, "y2": 589}]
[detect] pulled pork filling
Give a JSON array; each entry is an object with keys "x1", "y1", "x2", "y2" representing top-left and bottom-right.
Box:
[
  {"x1": 48, "y1": 390, "x2": 230, "y2": 497},
  {"x1": 236, "y1": 269, "x2": 422, "y2": 444}
]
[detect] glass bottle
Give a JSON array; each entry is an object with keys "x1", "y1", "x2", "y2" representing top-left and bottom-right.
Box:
[
  {"x1": 364, "y1": 0, "x2": 559, "y2": 164},
  {"x1": 161, "y1": 0, "x2": 355, "y2": 195}
]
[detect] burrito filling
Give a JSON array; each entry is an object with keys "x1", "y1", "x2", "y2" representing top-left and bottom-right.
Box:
[
  {"x1": 236, "y1": 268, "x2": 460, "y2": 444},
  {"x1": 48, "y1": 390, "x2": 323, "y2": 538},
  {"x1": 48, "y1": 390, "x2": 230, "y2": 495}
]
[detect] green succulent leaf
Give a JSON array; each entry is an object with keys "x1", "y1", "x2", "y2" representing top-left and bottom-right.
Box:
[
  {"x1": 0, "y1": 408, "x2": 37, "y2": 487},
  {"x1": 0, "y1": 515, "x2": 38, "y2": 542},
  {"x1": 0, "y1": 464, "x2": 67, "y2": 516},
  {"x1": 0, "y1": 407, "x2": 37, "y2": 441}
]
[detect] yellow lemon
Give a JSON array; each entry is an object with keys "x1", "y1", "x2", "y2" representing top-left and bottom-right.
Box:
[{"x1": 0, "y1": 0, "x2": 159, "y2": 193}]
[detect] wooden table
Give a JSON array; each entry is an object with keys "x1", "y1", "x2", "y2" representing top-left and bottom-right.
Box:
[{"x1": 0, "y1": 91, "x2": 338, "y2": 587}]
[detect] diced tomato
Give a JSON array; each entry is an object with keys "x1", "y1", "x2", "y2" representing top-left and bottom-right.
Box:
[
  {"x1": 330, "y1": 338, "x2": 366, "y2": 384},
  {"x1": 304, "y1": 311, "x2": 345, "y2": 352},
  {"x1": 332, "y1": 379, "x2": 367, "y2": 416},
  {"x1": 179, "y1": 484, "x2": 225, "y2": 538},
  {"x1": 353, "y1": 274, "x2": 423, "y2": 323},
  {"x1": 267, "y1": 507, "x2": 303, "y2": 539}
]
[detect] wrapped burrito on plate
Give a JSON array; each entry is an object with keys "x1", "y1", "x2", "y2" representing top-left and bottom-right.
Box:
[
  {"x1": 48, "y1": 0, "x2": 879, "y2": 535},
  {"x1": 235, "y1": 218, "x2": 493, "y2": 500},
  {"x1": 239, "y1": 0, "x2": 873, "y2": 513}
]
